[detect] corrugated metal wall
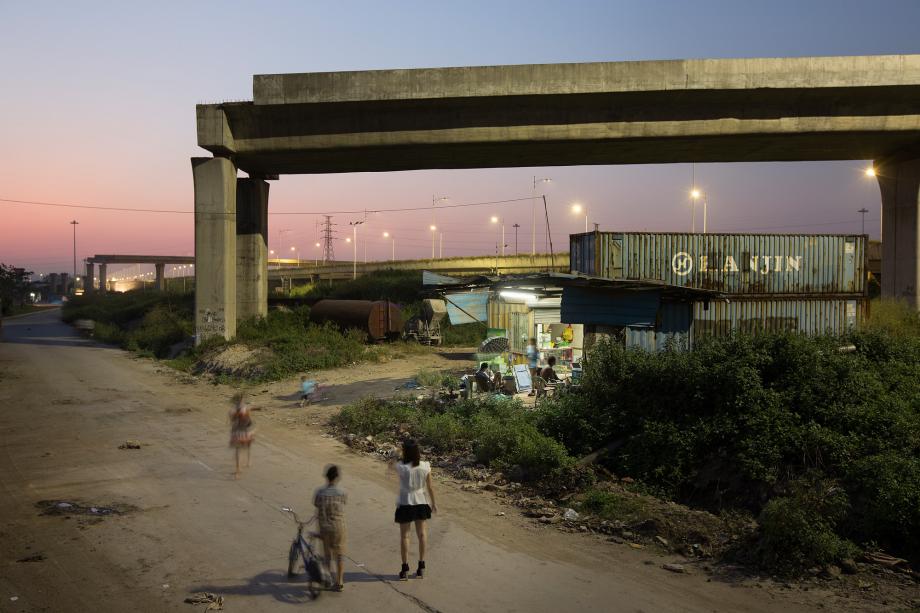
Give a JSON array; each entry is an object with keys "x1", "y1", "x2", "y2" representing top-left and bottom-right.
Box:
[
  {"x1": 487, "y1": 299, "x2": 532, "y2": 333},
  {"x1": 623, "y1": 302, "x2": 693, "y2": 351},
  {"x1": 571, "y1": 232, "x2": 866, "y2": 295},
  {"x1": 693, "y1": 298, "x2": 867, "y2": 337}
]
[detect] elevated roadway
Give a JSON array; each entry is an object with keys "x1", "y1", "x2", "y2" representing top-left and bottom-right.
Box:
[{"x1": 193, "y1": 55, "x2": 920, "y2": 341}]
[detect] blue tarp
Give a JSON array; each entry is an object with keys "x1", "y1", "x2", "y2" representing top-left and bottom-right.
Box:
[
  {"x1": 443, "y1": 291, "x2": 489, "y2": 324},
  {"x1": 560, "y1": 287, "x2": 661, "y2": 327}
]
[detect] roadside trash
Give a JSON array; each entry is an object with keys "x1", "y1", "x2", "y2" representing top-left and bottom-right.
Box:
[
  {"x1": 184, "y1": 592, "x2": 223, "y2": 610},
  {"x1": 496, "y1": 512, "x2": 505, "y2": 516},
  {"x1": 10, "y1": 596, "x2": 19, "y2": 602},
  {"x1": 36, "y1": 500, "x2": 130, "y2": 517},
  {"x1": 16, "y1": 553, "x2": 45, "y2": 563},
  {"x1": 563, "y1": 508, "x2": 579, "y2": 521},
  {"x1": 662, "y1": 563, "x2": 687, "y2": 574},
  {"x1": 118, "y1": 440, "x2": 142, "y2": 450},
  {"x1": 628, "y1": 543, "x2": 644, "y2": 549},
  {"x1": 401, "y1": 381, "x2": 421, "y2": 389}
]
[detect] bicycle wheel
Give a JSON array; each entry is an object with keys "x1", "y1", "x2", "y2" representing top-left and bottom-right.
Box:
[{"x1": 287, "y1": 541, "x2": 301, "y2": 578}]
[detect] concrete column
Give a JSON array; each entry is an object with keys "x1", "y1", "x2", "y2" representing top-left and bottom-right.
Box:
[
  {"x1": 154, "y1": 263, "x2": 166, "y2": 292},
  {"x1": 84, "y1": 262, "x2": 94, "y2": 295},
  {"x1": 877, "y1": 158, "x2": 920, "y2": 308},
  {"x1": 98, "y1": 264, "x2": 108, "y2": 294},
  {"x1": 236, "y1": 177, "x2": 270, "y2": 322},
  {"x1": 193, "y1": 156, "x2": 237, "y2": 342}
]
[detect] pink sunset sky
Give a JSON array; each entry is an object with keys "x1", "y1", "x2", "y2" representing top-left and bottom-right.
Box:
[{"x1": 2, "y1": 1, "x2": 914, "y2": 277}]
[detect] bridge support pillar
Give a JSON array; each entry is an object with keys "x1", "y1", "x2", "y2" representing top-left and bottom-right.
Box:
[
  {"x1": 193, "y1": 157, "x2": 237, "y2": 343},
  {"x1": 878, "y1": 158, "x2": 920, "y2": 309},
  {"x1": 98, "y1": 264, "x2": 107, "y2": 294},
  {"x1": 84, "y1": 262, "x2": 94, "y2": 295},
  {"x1": 154, "y1": 263, "x2": 165, "y2": 291},
  {"x1": 236, "y1": 177, "x2": 269, "y2": 322}
]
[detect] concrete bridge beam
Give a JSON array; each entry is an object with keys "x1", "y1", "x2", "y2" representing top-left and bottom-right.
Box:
[
  {"x1": 192, "y1": 157, "x2": 237, "y2": 343},
  {"x1": 878, "y1": 158, "x2": 920, "y2": 308},
  {"x1": 154, "y1": 263, "x2": 165, "y2": 291},
  {"x1": 236, "y1": 177, "x2": 269, "y2": 322}
]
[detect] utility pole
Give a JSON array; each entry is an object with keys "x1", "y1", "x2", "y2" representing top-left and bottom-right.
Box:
[
  {"x1": 858, "y1": 208, "x2": 869, "y2": 235},
  {"x1": 69, "y1": 220, "x2": 79, "y2": 293},
  {"x1": 512, "y1": 223, "x2": 520, "y2": 254}
]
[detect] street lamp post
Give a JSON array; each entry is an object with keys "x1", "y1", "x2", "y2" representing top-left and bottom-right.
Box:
[
  {"x1": 314, "y1": 242, "x2": 321, "y2": 266},
  {"x1": 532, "y1": 177, "x2": 551, "y2": 255},
  {"x1": 858, "y1": 208, "x2": 869, "y2": 235},
  {"x1": 69, "y1": 220, "x2": 79, "y2": 292},
  {"x1": 429, "y1": 225, "x2": 437, "y2": 259},
  {"x1": 690, "y1": 189, "x2": 708, "y2": 234},
  {"x1": 512, "y1": 223, "x2": 521, "y2": 254},
  {"x1": 571, "y1": 203, "x2": 588, "y2": 233},
  {"x1": 349, "y1": 220, "x2": 364, "y2": 279},
  {"x1": 865, "y1": 165, "x2": 880, "y2": 241},
  {"x1": 490, "y1": 215, "x2": 505, "y2": 257}
]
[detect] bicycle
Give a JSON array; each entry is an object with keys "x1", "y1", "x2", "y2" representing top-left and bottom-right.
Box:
[{"x1": 281, "y1": 506, "x2": 330, "y2": 598}]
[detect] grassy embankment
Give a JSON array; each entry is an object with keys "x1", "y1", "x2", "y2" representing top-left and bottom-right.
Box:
[
  {"x1": 61, "y1": 270, "x2": 483, "y2": 381},
  {"x1": 335, "y1": 300, "x2": 920, "y2": 575}
]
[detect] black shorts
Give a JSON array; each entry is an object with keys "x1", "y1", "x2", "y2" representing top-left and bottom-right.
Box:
[{"x1": 395, "y1": 504, "x2": 432, "y2": 524}]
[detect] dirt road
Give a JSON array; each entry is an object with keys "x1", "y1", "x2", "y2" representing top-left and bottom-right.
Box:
[{"x1": 0, "y1": 310, "x2": 850, "y2": 612}]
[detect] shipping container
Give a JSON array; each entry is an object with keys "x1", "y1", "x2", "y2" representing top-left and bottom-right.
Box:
[
  {"x1": 570, "y1": 232, "x2": 866, "y2": 295},
  {"x1": 693, "y1": 297, "x2": 867, "y2": 338}
]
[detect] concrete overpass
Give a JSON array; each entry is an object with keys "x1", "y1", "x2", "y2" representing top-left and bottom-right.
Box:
[
  {"x1": 85, "y1": 255, "x2": 195, "y2": 293},
  {"x1": 270, "y1": 253, "x2": 567, "y2": 285},
  {"x1": 194, "y1": 54, "x2": 920, "y2": 341}
]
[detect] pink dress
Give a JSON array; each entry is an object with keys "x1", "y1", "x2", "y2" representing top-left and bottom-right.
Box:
[{"x1": 229, "y1": 405, "x2": 254, "y2": 447}]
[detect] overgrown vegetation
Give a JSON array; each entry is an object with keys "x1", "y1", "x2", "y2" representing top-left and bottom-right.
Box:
[
  {"x1": 63, "y1": 291, "x2": 194, "y2": 357},
  {"x1": 333, "y1": 396, "x2": 573, "y2": 481},
  {"x1": 534, "y1": 311, "x2": 920, "y2": 573}
]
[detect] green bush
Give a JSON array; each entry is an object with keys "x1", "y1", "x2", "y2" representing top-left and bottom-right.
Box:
[
  {"x1": 332, "y1": 396, "x2": 415, "y2": 437},
  {"x1": 579, "y1": 489, "x2": 649, "y2": 522},
  {"x1": 416, "y1": 413, "x2": 465, "y2": 452},
  {"x1": 535, "y1": 327, "x2": 920, "y2": 562},
  {"x1": 472, "y1": 408, "x2": 573, "y2": 481},
  {"x1": 755, "y1": 476, "x2": 859, "y2": 574}
]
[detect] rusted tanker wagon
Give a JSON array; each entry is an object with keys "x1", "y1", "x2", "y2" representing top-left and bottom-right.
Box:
[{"x1": 308, "y1": 299, "x2": 403, "y2": 342}]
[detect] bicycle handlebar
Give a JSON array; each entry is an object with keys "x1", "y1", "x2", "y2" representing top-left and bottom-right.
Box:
[{"x1": 281, "y1": 506, "x2": 316, "y2": 527}]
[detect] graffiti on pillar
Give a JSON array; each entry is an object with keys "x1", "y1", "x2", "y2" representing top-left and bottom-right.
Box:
[{"x1": 198, "y1": 308, "x2": 226, "y2": 338}]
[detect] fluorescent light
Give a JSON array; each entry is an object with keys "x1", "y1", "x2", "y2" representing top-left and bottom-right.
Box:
[{"x1": 499, "y1": 290, "x2": 538, "y2": 303}]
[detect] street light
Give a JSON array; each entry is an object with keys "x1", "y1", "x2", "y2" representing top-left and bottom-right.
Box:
[
  {"x1": 490, "y1": 215, "x2": 506, "y2": 257},
  {"x1": 69, "y1": 220, "x2": 79, "y2": 292},
  {"x1": 690, "y1": 188, "x2": 708, "y2": 234},
  {"x1": 571, "y1": 203, "x2": 588, "y2": 233},
  {"x1": 858, "y1": 207, "x2": 869, "y2": 235},
  {"x1": 383, "y1": 232, "x2": 395, "y2": 261},
  {"x1": 532, "y1": 177, "x2": 552, "y2": 255},
  {"x1": 349, "y1": 220, "x2": 364, "y2": 279},
  {"x1": 863, "y1": 165, "x2": 881, "y2": 241},
  {"x1": 314, "y1": 242, "x2": 321, "y2": 266}
]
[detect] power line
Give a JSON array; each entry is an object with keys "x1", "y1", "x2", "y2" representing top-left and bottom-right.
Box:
[{"x1": 0, "y1": 196, "x2": 536, "y2": 216}]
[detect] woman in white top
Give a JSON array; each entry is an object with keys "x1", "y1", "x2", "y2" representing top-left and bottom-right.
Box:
[{"x1": 388, "y1": 439, "x2": 438, "y2": 580}]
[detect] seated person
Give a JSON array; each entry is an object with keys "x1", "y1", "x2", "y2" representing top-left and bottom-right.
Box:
[
  {"x1": 540, "y1": 356, "x2": 561, "y2": 383},
  {"x1": 474, "y1": 362, "x2": 494, "y2": 392}
]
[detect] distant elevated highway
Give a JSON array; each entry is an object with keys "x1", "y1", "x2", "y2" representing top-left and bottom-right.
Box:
[{"x1": 268, "y1": 253, "x2": 566, "y2": 284}]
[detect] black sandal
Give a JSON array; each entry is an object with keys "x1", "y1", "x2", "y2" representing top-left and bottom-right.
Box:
[
  {"x1": 399, "y1": 563, "x2": 410, "y2": 581},
  {"x1": 416, "y1": 561, "x2": 425, "y2": 579}
]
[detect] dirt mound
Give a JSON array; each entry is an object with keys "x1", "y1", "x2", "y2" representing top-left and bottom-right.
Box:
[{"x1": 195, "y1": 344, "x2": 272, "y2": 379}]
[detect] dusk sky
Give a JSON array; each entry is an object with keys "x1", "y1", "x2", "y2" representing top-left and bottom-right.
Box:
[{"x1": 3, "y1": 0, "x2": 920, "y2": 276}]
